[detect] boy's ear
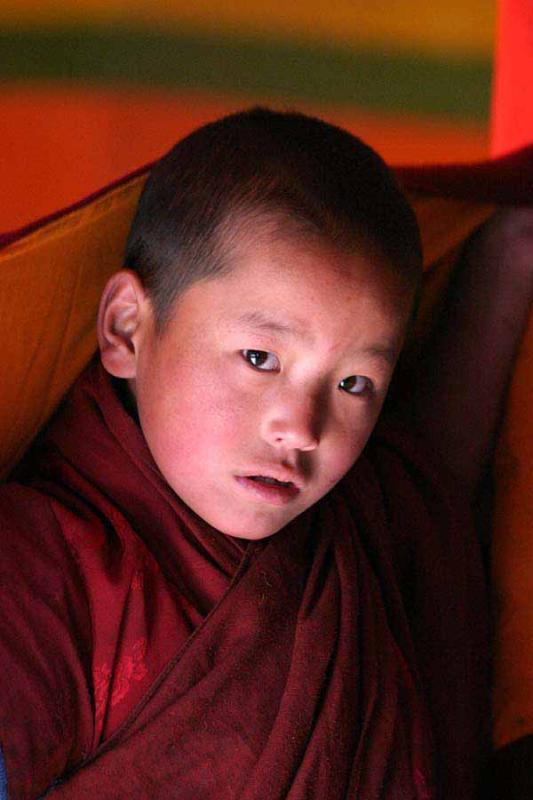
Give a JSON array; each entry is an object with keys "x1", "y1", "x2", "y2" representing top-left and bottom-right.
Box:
[{"x1": 97, "y1": 270, "x2": 152, "y2": 379}]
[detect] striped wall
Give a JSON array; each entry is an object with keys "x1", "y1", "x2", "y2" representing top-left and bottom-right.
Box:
[{"x1": 1, "y1": 1, "x2": 496, "y2": 230}]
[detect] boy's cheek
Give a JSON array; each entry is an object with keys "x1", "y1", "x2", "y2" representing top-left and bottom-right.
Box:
[{"x1": 330, "y1": 413, "x2": 377, "y2": 465}]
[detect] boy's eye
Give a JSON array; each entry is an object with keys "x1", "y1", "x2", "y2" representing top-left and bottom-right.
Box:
[
  {"x1": 338, "y1": 375, "x2": 374, "y2": 395},
  {"x1": 242, "y1": 349, "x2": 280, "y2": 371}
]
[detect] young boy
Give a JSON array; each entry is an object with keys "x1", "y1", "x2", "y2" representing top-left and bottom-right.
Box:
[{"x1": 0, "y1": 108, "x2": 531, "y2": 800}]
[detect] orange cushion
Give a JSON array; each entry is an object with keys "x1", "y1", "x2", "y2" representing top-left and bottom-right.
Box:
[{"x1": 0, "y1": 174, "x2": 146, "y2": 475}]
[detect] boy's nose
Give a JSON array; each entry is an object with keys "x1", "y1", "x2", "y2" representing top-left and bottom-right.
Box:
[{"x1": 260, "y1": 394, "x2": 321, "y2": 452}]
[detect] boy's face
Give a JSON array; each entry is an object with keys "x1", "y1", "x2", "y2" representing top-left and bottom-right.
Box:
[{"x1": 115, "y1": 233, "x2": 414, "y2": 540}]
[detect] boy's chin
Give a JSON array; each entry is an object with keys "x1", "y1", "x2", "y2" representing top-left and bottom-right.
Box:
[
  {"x1": 206, "y1": 511, "x2": 298, "y2": 542},
  {"x1": 225, "y1": 527, "x2": 283, "y2": 542},
  {"x1": 182, "y1": 488, "x2": 313, "y2": 542}
]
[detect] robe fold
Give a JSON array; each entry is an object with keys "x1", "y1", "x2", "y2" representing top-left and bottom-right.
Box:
[{"x1": 0, "y1": 360, "x2": 488, "y2": 799}]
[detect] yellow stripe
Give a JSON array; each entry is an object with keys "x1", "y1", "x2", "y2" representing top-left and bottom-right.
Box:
[{"x1": 1, "y1": 0, "x2": 496, "y2": 57}]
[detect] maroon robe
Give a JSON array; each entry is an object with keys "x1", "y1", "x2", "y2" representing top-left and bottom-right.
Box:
[{"x1": 0, "y1": 360, "x2": 488, "y2": 799}]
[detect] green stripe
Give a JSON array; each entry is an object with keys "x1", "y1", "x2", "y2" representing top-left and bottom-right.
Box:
[{"x1": 0, "y1": 25, "x2": 492, "y2": 120}]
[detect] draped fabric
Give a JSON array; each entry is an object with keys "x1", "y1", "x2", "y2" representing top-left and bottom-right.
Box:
[{"x1": 0, "y1": 360, "x2": 488, "y2": 799}]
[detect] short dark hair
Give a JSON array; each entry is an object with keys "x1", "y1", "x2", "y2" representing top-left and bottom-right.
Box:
[{"x1": 124, "y1": 107, "x2": 422, "y2": 329}]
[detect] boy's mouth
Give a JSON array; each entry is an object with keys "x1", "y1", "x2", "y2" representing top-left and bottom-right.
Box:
[
  {"x1": 249, "y1": 475, "x2": 293, "y2": 487},
  {"x1": 234, "y1": 473, "x2": 301, "y2": 504}
]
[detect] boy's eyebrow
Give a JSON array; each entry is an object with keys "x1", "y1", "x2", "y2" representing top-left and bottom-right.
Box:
[
  {"x1": 350, "y1": 343, "x2": 398, "y2": 367},
  {"x1": 234, "y1": 311, "x2": 310, "y2": 340},
  {"x1": 232, "y1": 311, "x2": 398, "y2": 366}
]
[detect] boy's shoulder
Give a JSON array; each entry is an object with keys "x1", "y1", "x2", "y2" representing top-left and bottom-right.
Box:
[
  {"x1": 0, "y1": 478, "x2": 103, "y2": 633},
  {"x1": 337, "y1": 411, "x2": 480, "y2": 608},
  {"x1": 0, "y1": 479, "x2": 70, "y2": 563},
  {"x1": 344, "y1": 411, "x2": 469, "y2": 519}
]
